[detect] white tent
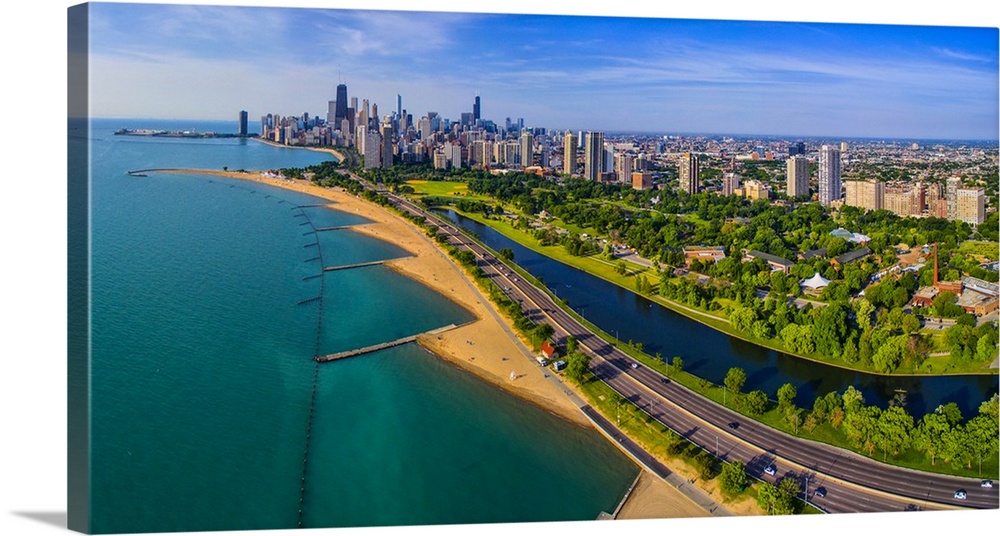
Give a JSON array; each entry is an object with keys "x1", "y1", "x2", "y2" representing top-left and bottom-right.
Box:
[{"x1": 800, "y1": 273, "x2": 831, "y2": 289}]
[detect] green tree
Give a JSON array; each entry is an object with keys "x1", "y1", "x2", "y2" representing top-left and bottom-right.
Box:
[
  {"x1": 565, "y1": 335, "x2": 578, "y2": 354},
  {"x1": 744, "y1": 390, "x2": 769, "y2": 416},
  {"x1": 724, "y1": 367, "x2": 747, "y2": 396},
  {"x1": 670, "y1": 356, "x2": 684, "y2": 376},
  {"x1": 842, "y1": 386, "x2": 866, "y2": 414},
  {"x1": 966, "y1": 414, "x2": 1000, "y2": 475},
  {"x1": 565, "y1": 352, "x2": 591, "y2": 383},
  {"x1": 913, "y1": 412, "x2": 952, "y2": 465},
  {"x1": 843, "y1": 405, "x2": 881, "y2": 456},
  {"x1": 777, "y1": 383, "x2": 797, "y2": 410},
  {"x1": 719, "y1": 460, "x2": 749, "y2": 495},
  {"x1": 499, "y1": 247, "x2": 515, "y2": 261},
  {"x1": 874, "y1": 405, "x2": 915, "y2": 461}
]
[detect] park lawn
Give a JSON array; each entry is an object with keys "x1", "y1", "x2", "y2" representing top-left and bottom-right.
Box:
[
  {"x1": 405, "y1": 179, "x2": 489, "y2": 201},
  {"x1": 958, "y1": 240, "x2": 1000, "y2": 261}
]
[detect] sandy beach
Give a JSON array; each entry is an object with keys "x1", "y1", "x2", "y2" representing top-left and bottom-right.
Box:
[{"x1": 158, "y1": 166, "x2": 728, "y2": 520}]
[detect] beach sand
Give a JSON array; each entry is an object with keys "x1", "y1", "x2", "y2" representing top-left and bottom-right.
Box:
[
  {"x1": 162, "y1": 167, "x2": 727, "y2": 519},
  {"x1": 616, "y1": 471, "x2": 711, "y2": 520}
]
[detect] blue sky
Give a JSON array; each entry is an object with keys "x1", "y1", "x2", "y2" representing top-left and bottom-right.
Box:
[{"x1": 85, "y1": 1, "x2": 999, "y2": 140}]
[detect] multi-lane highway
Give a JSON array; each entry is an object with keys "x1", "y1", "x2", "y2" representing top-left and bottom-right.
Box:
[{"x1": 358, "y1": 176, "x2": 997, "y2": 514}]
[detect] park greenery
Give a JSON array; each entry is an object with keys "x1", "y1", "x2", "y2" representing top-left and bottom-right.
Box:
[{"x1": 277, "y1": 156, "x2": 999, "y2": 489}]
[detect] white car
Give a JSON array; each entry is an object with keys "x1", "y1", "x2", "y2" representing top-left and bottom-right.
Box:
[
  {"x1": 630, "y1": 362, "x2": 639, "y2": 369},
  {"x1": 954, "y1": 490, "x2": 967, "y2": 500},
  {"x1": 982, "y1": 480, "x2": 994, "y2": 489},
  {"x1": 764, "y1": 464, "x2": 776, "y2": 476}
]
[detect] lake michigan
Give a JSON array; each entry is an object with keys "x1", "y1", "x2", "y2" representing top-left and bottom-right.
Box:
[{"x1": 84, "y1": 118, "x2": 637, "y2": 534}]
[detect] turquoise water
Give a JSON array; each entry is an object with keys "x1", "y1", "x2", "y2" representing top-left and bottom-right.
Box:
[{"x1": 86, "y1": 119, "x2": 637, "y2": 534}]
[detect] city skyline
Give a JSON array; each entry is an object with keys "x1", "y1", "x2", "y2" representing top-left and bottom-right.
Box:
[{"x1": 85, "y1": 1, "x2": 999, "y2": 141}]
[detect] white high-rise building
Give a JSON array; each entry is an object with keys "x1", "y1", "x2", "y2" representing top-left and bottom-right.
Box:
[{"x1": 818, "y1": 145, "x2": 842, "y2": 206}]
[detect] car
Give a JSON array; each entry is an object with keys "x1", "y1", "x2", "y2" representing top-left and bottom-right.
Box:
[
  {"x1": 982, "y1": 480, "x2": 994, "y2": 489},
  {"x1": 814, "y1": 487, "x2": 827, "y2": 498},
  {"x1": 764, "y1": 464, "x2": 776, "y2": 476},
  {"x1": 728, "y1": 422, "x2": 739, "y2": 430},
  {"x1": 660, "y1": 378, "x2": 669, "y2": 384},
  {"x1": 954, "y1": 490, "x2": 967, "y2": 500},
  {"x1": 630, "y1": 362, "x2": 639, "y2": 369}
]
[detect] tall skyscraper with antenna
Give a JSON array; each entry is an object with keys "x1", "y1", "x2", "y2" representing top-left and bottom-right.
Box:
[{"x1": 473, "y1": 95, "x2": 481, "y2": 122}]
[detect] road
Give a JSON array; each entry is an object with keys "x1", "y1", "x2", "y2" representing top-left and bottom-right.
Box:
[{"x1": 359, "y1": 177, "x2": 998, "y2": 514}]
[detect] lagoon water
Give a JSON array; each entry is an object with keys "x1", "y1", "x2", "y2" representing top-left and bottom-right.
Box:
[{"x1": 85, "y1": 119, "x2": 637, "y2": 534}]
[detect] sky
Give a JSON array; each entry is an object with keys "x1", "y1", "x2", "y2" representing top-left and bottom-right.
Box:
[{"x1": 82, "y1": 1, "x2": 1000, "y2": 140}]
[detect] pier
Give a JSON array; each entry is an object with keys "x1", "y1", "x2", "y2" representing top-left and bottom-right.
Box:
[
  {"x1": 315, "y1": 324, "x2": 461, "y2": 363},
  {"x1": 322, "y1": 260, "x2": 385, "y2": 272},
  {"x1": 315, "y1": 335, "x2": 419, "y2": 362},
  {"x1": 314, "y1": 225, "x2": 354, "y2": 232}
]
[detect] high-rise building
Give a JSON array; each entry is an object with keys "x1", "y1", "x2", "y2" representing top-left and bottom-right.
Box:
[
  {"x1": 615, "y1": 153, "x2": 634, "y2": 184},
  {"x1": 381, "y1": 120, "x2": 393, "y2": 169},
  {"x1": 563, "y1": 132, "x2": 577, "y2": 176},
  {"x1": 584, "y1": 131, "x2": 604, "y2": 181},
  {"x1": 678, "y1": 153, "x2": 700, "y2": 195},
  {"x1": 743, "y1": 179, "x2": 769, "y2": 201},
  {"x1": 956, "y1": 188, "x2": 986, "y2": 225},
  {"x1": 334, "y1": 83, "x2": 348, "y2": 125},
  {"x1": 818, "y1": 145, "x2": 842, "y2": 206},
  {"x1": 722, "y1": 172, "x2": 740, "y2": 196},
  {"x1": 397, "y1": 94, "x2": 402, "y2": 119},
  {"x1": 845, "y1": 179, "x2": 884, "y2": 211},
  {"x1": 520, "y1": 131, "x2": 533, "y2": 168},
  {"x1": 238, "y1": 110, "x2": 248, "y2": 137},
  {"x1": 786, "y1": 155, "x2": 809, "y2": 198},
  {"x1": 473, "y1": 95, "x2": 481, "y2": 122},
  {"x1": 788, "y1": 141, "x2": 806, "y2": 157},
  {"x1": 946, "y1": 177, "x2": 962, "y2": 220}
]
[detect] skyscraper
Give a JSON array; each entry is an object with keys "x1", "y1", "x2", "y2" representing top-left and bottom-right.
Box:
[
  {"x1": 334, "y1": 83, "x2": 348, "y2": 125},
  {"x1": 519, "y1": 130, "x2": 533, "y2": 168},
  {"x1": 563, "y1": 132, "x2": 577, "y2": 176},
  {"x1": 818, "y1": 145, "x2": 841, "y2": 206},
  {"x1": 473, "y1": 95, "x2": 481, "y2": 122},
  {"x1": 238, "y1": 110, "x2": 248, "y2": 137},
  {"x1": 678, "y1": 153, "x2": 700, "y2": 195},
  {"x1": 956, "y1": 187, "x2": 985, "y2": 225},
  {"x1": 946, "y1": 176, "x2": 962, "y2": 220},
  {"x1": 381, "y1": 120, "x2": 393, "y2": 169},
  {"x1": 584, "y1": 131, "x2": 604, "y2": 181},
  {"x1": 786, "y1": 155, "x2": 809, "y2": 198}
]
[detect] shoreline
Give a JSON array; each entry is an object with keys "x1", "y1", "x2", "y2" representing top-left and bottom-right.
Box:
[
  {"x1": 153, "y1": 168, "x2": 589, "y2": 427},
  {"x1": 155, "y1": 166, "x2": 728, "y2": 520}
]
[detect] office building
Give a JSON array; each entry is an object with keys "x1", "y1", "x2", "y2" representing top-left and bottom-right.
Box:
[
  {"x1": 786, "y1": 155, "x2": 809, "y2": 198},
  {"x1": 473, "y1": 95, "x2": 481, "y2": 122},
  {"x1": 818, "y1": 145, "x2": 842, "y2": 206},
  {"x1": 334, "y1": 83, "x2": 348, "y2": 125},
  {"x1": 678, "y1": 153, "x2": 700, "y2": 195}
]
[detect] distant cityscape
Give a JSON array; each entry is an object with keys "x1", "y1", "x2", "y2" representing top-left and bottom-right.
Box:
[{"x1": 243, "y1": 82, "x2": 995, "y2": 227}]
